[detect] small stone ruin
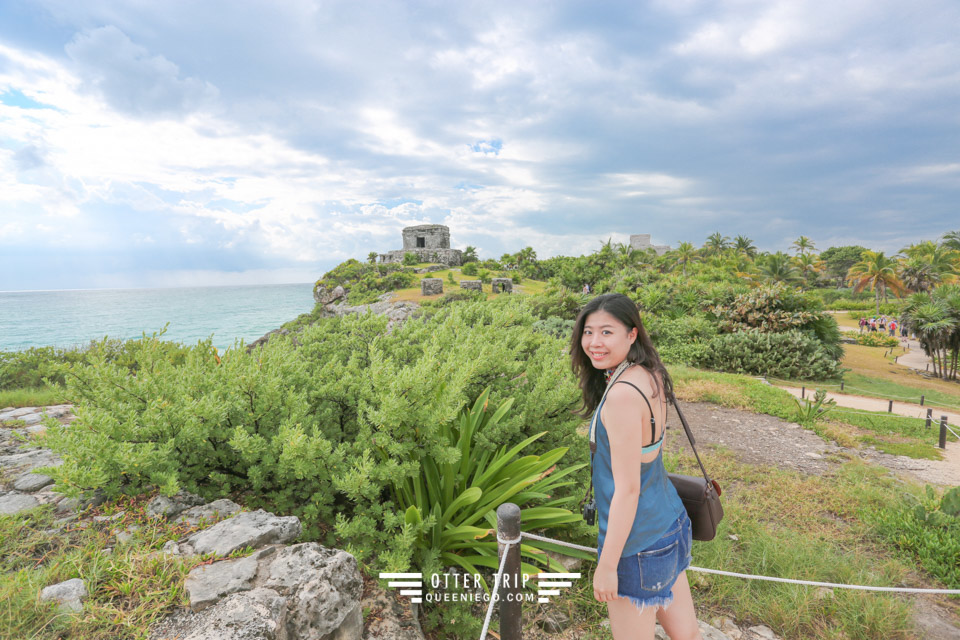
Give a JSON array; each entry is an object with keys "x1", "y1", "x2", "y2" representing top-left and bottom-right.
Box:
[
  {"x1": 460, "y1": 280, "x2": 482, "y2": 291},
  {"x1": 491, "y1": 278, "x2": 513, "y2": 294},
  {"x1": 629, "y1": 233, "x2": 671, "y2": 256},
  {"x1": 379, "y1": 225, "x2": 463, "y2": 266},
  {"x1": 420, "y1": 278, "x2": 443, "y2": 296}
]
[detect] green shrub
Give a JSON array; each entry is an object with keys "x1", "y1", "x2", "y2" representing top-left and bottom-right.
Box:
[
  {"x1": 403, "y1": 252, "x2": 419, "y2": 266},
  {"x1": 843, "y1": 331, "x2": 900, "y2": 348},
  {"x1": 532, "y1": 316, "x2": 575, "y2": 340},
  {"x1": 870, "y1": 486, "x2": 960, "y2": 589},
  {"x1": 696, "y1": 329, "x2": 844, "y2": 379},
  {"x1": 644, "y1": 315, "x2": 717, "y2": 366},
  {"x1": 461, "y1": 262, "x2": 478, "y2": 276},
  {"x1": 476, "y1": 268, "x2": 492, "y2": 284},
  {"x1": 830, "y1": 300, "x2": 902, "y2": 313}
]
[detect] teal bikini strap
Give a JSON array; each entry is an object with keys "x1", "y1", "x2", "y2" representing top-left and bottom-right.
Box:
[{"x1": 614, "y1": 380, "x2": 664, "y2": 453}]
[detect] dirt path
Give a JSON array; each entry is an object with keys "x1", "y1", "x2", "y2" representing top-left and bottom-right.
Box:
[{"x1": 775, "y1": 386, "x2": 960, "y2": 487}]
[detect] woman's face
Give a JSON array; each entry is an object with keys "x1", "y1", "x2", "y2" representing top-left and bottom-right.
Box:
[{"x1": 581, "y1": 309, "x2": 638, "y2": 370}]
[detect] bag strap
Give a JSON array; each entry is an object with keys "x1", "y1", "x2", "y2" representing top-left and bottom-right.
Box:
[
  {"x1": 668, "y1": 392, "x2": 714, "y2": 485},
  {"x1": 612, "y1": 380, "x2": 662, "y2": 449}
]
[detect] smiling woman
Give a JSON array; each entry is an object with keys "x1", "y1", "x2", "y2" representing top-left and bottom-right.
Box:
[{"x1": 570, "y1": 293, "x2": 703, "y2": 640}]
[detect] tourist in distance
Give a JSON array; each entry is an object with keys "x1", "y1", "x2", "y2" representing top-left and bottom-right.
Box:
[{"x1": 570, "y1": 293, "x2": 701, "y2": 640}]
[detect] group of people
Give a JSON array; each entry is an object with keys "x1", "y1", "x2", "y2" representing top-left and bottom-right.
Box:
[{"x1": 858, "y1": 315, "x2": 908, "y2": 338}]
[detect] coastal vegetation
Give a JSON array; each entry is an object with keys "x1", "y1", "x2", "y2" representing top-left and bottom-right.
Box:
[{"x1": 2, "y1": 230, "x2": 960, "y2": 638}]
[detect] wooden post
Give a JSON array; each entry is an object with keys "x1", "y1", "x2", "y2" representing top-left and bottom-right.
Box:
[
  {"x1": 920, "y1": 395, "x2": 925, "y2": 406},
  {"x1": 801, "y1": 386, "x2": 805, "y2": 399},
  {"x1": 888, "y1": 400, "x2": 893, "y2": 413},
  {"x1": 496, "y1": 503, "x2": 522, "y2": 640},
  {"x1": 925, "y1": 408, "x2": 932, "y2": 429},
  {"x1": 840, "y1": 381, "x2": 844, "y2": 391},
  {"x1": 940, "y1": 416, "x2": 948, "y2": 449}
]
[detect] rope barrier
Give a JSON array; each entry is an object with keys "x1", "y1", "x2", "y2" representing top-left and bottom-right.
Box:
[
  {"x1": 765, "y1": 378, "x2": 960, "y2": 410},
  {"x1": 511, "y1": 532, "x2": 960, "y2": 595},
  {"x1": 479, "y1": 540, "x2": 513, "y2": 640},
  {"x1": 946, "y1": 424, "x2": 960, "y2": 441}
]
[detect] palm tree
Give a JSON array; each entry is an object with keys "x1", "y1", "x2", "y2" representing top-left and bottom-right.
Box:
[
  {"x1": 900, "y1": 240, "x2": 960, "y2": 282},
  {"x1": 733, "y1": 235, "x2": 757, "y2": 257},
  {"x1": 792, "y1": 236, "x2": 816, "y2": 257},
  {"x1": 758, "y1": 252, "x2": 801, "y2": 284},
  {"x1": 462, "y1": 246, "x2": 479, "y2": 263},
  {"x1": 902, "y1": 286, "x2": 960, "y2": 380},
  {"x1": 367, "y1": 251, "x2": 378, "y2": 264},
  {"x1": 704, "y1": 232, "x2": 731, "y2": 256},
  {"x1": 941, "y1": 230, "x2": 960, "y2": 252},
  {"x1": 898, "y1": 258, "x2": 940, "y2": 293},
  {"x1": 846, "y1": 250, "x2": 906, "y2": 316},
  {"x1": 515, "y1": 246, "x2": 537, "y2": 266},
  {"x1": 795, "y1": 253, "x2": 824, "y2": 287},
  {"x1": 673, "y1": 242, "x2": 699, "y2": 276}
]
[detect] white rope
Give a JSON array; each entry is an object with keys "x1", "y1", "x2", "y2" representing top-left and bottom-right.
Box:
[
  {"x1": 826, "y1": 408, "x2": 929, "y2": 421},
  {"x1": 767, "y1": 378, "x2": 960, "y2": 410},
  {"x1": 514, "y1": 532, "x2": 960, "y2": 594},
  {"x1": 946, "y1": 424, "x2": 960, "y2": 441},
  {"x1": 479, "y1": 540, "x2": 513, "y2": 640}
]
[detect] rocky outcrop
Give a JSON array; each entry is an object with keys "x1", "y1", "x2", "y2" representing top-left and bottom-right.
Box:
[{"x1": 40, "y1": 578, "x2": 88, "y2": 613}]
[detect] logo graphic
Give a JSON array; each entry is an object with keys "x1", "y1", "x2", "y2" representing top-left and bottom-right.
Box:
[
  {"x1": 535, "y1": 572, "x2": 581, "y2": 603},
  {"x1": 379, "y1": 572, "x2": 424, "y2": 603}
]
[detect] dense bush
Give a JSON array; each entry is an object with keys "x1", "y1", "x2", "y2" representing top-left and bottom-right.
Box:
[
  {"x1": 643, "y1": 315, "x2": 717, "y2": 366},
  {"x1": 532, "y1": 316, "x2": 575, "y2": 340},
  {"x1": 871, "y1": 486, "x2": 960, "y2": 589},
  {"x1": 844, "y1": 331, "x2": 900, "y2": 348},
  {"x1": 696, "y1": 329, "x2": 844, "y2": 379},
  {"x1": 461, "y1": 262, "x2": 478, "y2": 276},
  {"x1": 829, "y1": 300, "x2": 902, "y2": 313},
  {"x1": 36, "y1": 297, "x2": 589, "y2": 605}
]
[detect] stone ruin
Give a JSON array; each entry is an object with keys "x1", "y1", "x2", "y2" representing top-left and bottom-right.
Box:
[
  {"x1": 629, "y1": 234, "x2": 671, "y2": 256},
  {"x1": 460, "y1": 280, "x2": 482, "y2": 292},
  {"x1": 420, "y1": 278, "x2": 443, "y2": 296},
  {"x1": 491, "y1": 278, "x2": 513, "y2": 294},
  {"x1": 379, "y1": 225, "x2": 463, "y2": 266}
]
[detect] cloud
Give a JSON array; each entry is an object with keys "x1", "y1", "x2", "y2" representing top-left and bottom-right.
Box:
[{"x1": 65, "y1": 25, "x2": 218, "y2": 116}]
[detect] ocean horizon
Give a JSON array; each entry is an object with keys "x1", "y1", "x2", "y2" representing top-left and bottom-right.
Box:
[{"x1": 0, "y1": 283, "x2": 316, "y2": 353}]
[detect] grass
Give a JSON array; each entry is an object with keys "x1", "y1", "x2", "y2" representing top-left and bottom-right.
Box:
[
  {"x1": 510, "y1": 449, "x2": 949, "y2": 640},
  {"x1": 670, "y1": 365, "x2": 954, "y2": 460},
  {"x1": 0, "y1": 386, "x2": 66, "y2": 409},
  {"x1": 389, "y1": 264, "x2": 548, "y2": 302},
  {"x1": 0, "y1": 495, "x2": 245, "y2": 640}
]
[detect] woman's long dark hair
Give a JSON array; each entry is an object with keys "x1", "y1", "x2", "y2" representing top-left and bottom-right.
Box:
[{"x1": 569, "y1": 293, "x2": 673, "y2": 415}]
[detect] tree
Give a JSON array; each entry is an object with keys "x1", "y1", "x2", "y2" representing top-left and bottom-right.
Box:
[
  {"x1": 898, "y1": 258, "x2": 940, "y2": 293},
  {"x1": 733, "y1": 235, "x2": 757, "y2": 258},
  {"x1": 846, "y1": 250, "x2": 905, "y2": 316},
  {"x1": 902, "y1": 286, "x2": 960, "y2": 380},
  {"x1": 515, "y1": 246, "x2": 537, "y2": 266},
  {"x1": 672, "y1": 242, "x2": 699, "y2": 276},
  {"x1": 795, "y1": 253, "x2": 824, "y2": 287},
  {"x1": 704, "y1": 232, "x2": 731, "y2": 256},
  {"x1": 462, "y1": 246, "x2": 479, "y2": 263},
  {"x1": 367, "y1": 251, "x2": 378, "y2": 264},
  {"x1": 900, "y1": 240, "x2": 960, "y2": 281},
  {"x1": 941, "y1": 230, "x2": 960, "y2": 252},
  {"x1": 792, "y1": 236, "x2": 816, "y2": 257},
  {"x1": 820, "y1": 245, "x2": 867, "y2": 288},
  {"x1": 758, "y1": 252, "x2": 801, "y2": 285}
]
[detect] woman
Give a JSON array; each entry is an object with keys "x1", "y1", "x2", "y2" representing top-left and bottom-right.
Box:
[{"x1": 570, "y1": 293, "x2": 701, "y2": 640}]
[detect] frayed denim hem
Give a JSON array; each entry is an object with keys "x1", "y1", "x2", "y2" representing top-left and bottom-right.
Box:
[{"x1": 617, "y1": 592, "x2": 674, "y2": 617}]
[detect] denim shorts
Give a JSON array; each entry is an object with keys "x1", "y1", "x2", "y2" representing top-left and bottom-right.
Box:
[{"x1": 614, "y1": 511, "x2": 693, "y2": 614}]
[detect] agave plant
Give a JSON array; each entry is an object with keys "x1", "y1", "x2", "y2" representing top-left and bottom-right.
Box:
[{"x1": 377, "y1": 388, "x2": 591, "y2": 591}]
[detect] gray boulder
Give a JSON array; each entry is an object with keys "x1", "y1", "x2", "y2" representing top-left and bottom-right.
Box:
[
  {"x1": 186, "y1": 548, "x2": 275, "y2": 611},
  {"x1": 13, "y1": 472, "x2": 54, "y2": 492},
  {"x1": 361, "y1": 581, "x2": 423, "y2": 640},
  {"x1": 0, "y1": 492, "x2": 39, "y2": 515},
  {"x1": 40, "y1": 578, "x2": 88, "y2": 613},
  {"x1": 264, "y1": 543, "x2": 363, "y2": 640},
  {"x1": 420, "y1": 278, "x2": 442, "y2": 296},
  {"x1": 184, "y1": 509, "x2": 301, "y2": 557},
  {"x1": 175, "y1": 499, "x2": 241, "y2": 527},
  {"x1": 147, "y1": 491, "x2": 206, "y2": 519},
  {"x1": 160, "y1": 588, "x2": 289, "y2": 640}
]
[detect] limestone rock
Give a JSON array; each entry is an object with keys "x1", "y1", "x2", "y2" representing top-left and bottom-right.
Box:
[
  {"x1": 185, "y1": 509, "x2": 301, "y2": 557},
  {"x1": 360, "y1": 581, "x2": 423, "y2": 640},
  {"x1": 264, "y1": 543, "x2": 363, "y2": 640},
  {"x1": 460, "y1": 280, "x2": 482, "y2": 291},
  {"x1": 175, "y1": 499, "x2": 241, "y2": 527},
  {"x1": 13, "y1": 472, "x2": 54, "y2": 492},
  {"x1": 40, "y1": 578, "x2": 87, "y2": 613},
  {"x1": 162, "y1": 587, "x2": 289, "y2": 640},
  {"x1": 538, "y1": 609, "x2": 570, "y2": 633},
  {"x1": 147, "y1": 491, "x2": 206, "y2": 519},
  {"x1": 0, "y1": 492, "x2": 39, "y2": 515},
  {"x1": 185, "y1": 548, "x2": 274, "y2": 611},
  {"x1": 746, "y1": 624, "x2": 778, "y2": 639}
]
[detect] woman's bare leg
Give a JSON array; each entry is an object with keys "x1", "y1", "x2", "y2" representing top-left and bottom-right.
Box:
[
  {"x1": 655, "y1": 572, "x2": 702, "y2": 640},
  {"x1": 607, "y1": 596, "x2": 658, "y2": 640}
]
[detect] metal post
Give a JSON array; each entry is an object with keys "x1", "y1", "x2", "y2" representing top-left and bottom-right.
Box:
[
  {"x1": 888, "y1": 400, "x2": 893, "y2": 413},
  {"x1": 925, "y1": 408, "x2": 932, "y2": 429},
  {"x1": 801, "y1": 386, "x2": 805, "y2": 399},
  {"x1": 940, "y1": 417, "x2": 948, "y2": 449},
  {"x1": 496, "y1": 503, "x2": 522, "y2": 640},
  {"x1": 920, "y1": 395, "x2": 925, "y2": 406}
]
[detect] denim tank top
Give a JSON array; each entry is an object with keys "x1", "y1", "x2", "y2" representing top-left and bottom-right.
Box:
[{"x1": 592, "y1": 391, "x2": 685, "y2": 557}]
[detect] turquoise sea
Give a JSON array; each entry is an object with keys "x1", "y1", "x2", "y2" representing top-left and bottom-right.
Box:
[{"x1": 0, "y1": 283, "x2": 315, "y2": 352}]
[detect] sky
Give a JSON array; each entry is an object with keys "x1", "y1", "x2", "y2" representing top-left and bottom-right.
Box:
[{"x1": 1, "y1": 0, "x2": 959, "y2": 291}]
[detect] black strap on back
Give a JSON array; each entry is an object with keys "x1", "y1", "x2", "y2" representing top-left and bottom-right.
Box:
[{"x1": 613, "y1": 380, "x2": 663, "y2": 449}]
